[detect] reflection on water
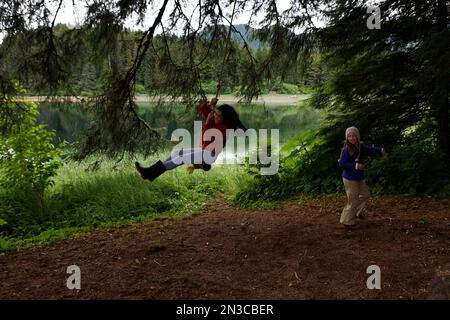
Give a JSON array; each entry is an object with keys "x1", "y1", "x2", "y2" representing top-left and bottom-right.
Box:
[{"x1": 37, "y1": 102, "x2": 320, "y2": 148}]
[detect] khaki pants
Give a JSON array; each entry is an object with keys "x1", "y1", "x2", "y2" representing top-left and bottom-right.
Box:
[{"x1": 340, "y1": 178, "x2": 371, "y2": 225}]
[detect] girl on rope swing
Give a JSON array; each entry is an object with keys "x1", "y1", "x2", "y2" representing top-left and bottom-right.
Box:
[
  {"x1": 135, "y1": 97, "x2": 247, "y2": 181},
  {"x1": 338, "y1": 126, "x2": 389, "y2": 227}
]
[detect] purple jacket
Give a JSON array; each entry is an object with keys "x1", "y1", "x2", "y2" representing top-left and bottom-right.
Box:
[{"x1": 339, "y1": 144, "x2": 383, "y2": 181}]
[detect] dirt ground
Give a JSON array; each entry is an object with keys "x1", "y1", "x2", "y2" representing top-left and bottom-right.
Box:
[{"x1": 0, "y1": 194, "x2": 449, "y2": 300}]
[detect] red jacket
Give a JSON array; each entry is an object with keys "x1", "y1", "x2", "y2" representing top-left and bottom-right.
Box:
[{"x1": 199, "y1": 102, "x2": 229, "y2": 155}]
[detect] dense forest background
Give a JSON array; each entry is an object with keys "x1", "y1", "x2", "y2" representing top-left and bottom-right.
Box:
[{"x1": 1, "y1": 23, "x2": 313, "y2": 97}]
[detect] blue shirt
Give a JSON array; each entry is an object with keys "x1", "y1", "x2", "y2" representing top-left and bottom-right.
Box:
[{"x1": 339, "y1": 144, "x2": 383, "y2": 181}]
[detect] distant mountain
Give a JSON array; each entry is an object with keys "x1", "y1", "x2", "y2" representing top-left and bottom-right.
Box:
[
  {"x1": 201, "y1": 23, "x2": 298, "y2": 50},
  {"x1": 230, "y1": 24, "x2": 264, "y2": 50},
  {"x1": 199, "y1": 23, "x2": 265, "y2": 50}
]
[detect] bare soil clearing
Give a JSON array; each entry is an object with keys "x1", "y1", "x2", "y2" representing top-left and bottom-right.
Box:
[{"x1": 0, "y1": 194, "x2": 449, "y2": 299}]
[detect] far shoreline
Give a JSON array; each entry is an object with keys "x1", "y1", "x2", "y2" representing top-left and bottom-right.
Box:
[{"x1": 20, "y1": 93, "x2": 311, "y2": 106}]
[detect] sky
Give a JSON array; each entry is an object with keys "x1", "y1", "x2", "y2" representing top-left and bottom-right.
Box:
[
  {"x1": 1, "y1": 0, "x2": 272, "y2": 43},
  {"x1": 54, "y1": 0, "x2": 306, "y2": 32},
  {"x1": 1, "y1": 0, "x2": 388, "y2": 42}
]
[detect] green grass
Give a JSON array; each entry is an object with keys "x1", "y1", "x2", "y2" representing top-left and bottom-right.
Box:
[
  {"x1": 0, "y1": 227, "x2": 91, "y2": 252},
  {"x1": 0, "y1": 153, "x2": 248, "y2": 252}
]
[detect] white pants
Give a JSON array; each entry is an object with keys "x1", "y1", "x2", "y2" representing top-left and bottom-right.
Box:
[{"x1": 162, "y1": 148, "x2": 217, "y2": 170}]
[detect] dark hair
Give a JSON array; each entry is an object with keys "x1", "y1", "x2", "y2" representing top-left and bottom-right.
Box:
[
  {"x1": 217, "y1": 104, "x2": 247, "y2": 131},
  {"x1": 344, "y1": 141, "x2": 366, "y2": 158}
]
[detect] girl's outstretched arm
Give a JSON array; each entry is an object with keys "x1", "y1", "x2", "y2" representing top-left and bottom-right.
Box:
[
  {"x1": 365, "y1": 145, "x2": 388, "y2": 159},
  {"x1": 365, "y1": 145, "x2": 383, "y2": 156}
]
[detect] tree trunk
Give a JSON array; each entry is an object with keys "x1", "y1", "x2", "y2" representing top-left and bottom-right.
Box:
[
  {"x1": 434, "y1": 0, "x2": 450, "y2": 160},
  {"x1": 436, "y1": 86, "x2": 450, "y2": 159}
]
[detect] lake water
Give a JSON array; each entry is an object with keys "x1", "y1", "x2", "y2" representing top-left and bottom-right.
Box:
[{"x1": 37, "y1": 101, "x2": 320, "y2": 156}]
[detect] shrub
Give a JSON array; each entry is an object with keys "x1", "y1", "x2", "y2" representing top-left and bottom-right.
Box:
[
  {"x1": 134, "y1": 84, "x2": 147, "y2": 94},
  {"x1": 367, "y1": 124, "x2": 450, "y2": 196},
  {"x1": 232, "y1": 129, "x2": 343, "y2": 206},
  {"x1": 202, "y1": 80, "x2": 234, "y2": 95},
  {"x1": 0, "y1": 99, "x2": 64, "y2": 229},
  {"x1": 269, "y1": 82, "x2": 301, "y2": 94},
  {"x1": 233, "y1": 122, "x2": 450, "y2": 207}
]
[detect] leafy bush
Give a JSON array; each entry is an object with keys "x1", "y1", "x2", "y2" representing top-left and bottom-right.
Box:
[
  {"x1": 269, "y1": 82, "x2": 301, "y2": 94},
  {"x1": 0, "y1": 99, "x2": 64, "y2": 231},
  {"x1": 367, "y1": 124, "x2": 450, "y2": 196},
  {"x1": 202, "y1": 80, "x2": 234, "y2": 95},
  {"x1": 134, "y1": 83, "x2": 147, "y2": 94},
  {"x1": 232, "y1": 129, "x2": 343, "y2": 206},
  {"x1": 233, "y1": 122, "x2": 450, "y2": 207}
]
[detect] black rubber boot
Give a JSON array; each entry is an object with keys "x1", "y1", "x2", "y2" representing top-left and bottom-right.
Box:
[
  {"x1": 201, "y1": 163, "x2": 211, "y2": 171},
  {"x1": 135, "y1": 160, "x2": 166, "y2": 181},
  {"x1": 135, "y1": 161, "x2": 151, "y2": 180}
]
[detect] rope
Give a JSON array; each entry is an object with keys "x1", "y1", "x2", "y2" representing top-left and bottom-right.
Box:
[{"x1": 215, "y1": 0, "x2": 238, "y2": 100}]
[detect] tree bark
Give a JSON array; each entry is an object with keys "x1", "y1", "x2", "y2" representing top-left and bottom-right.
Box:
[
  {"x1": 435, "y1": 86, "x2": 450, "y2": 159},
  {"x1": 434, "y1": 0, "x2": 450, "y2": 160}
]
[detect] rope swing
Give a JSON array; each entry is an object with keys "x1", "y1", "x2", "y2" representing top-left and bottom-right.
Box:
[{"x1": 214, "y1": 0, "x2": 238, "y2": 102}]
